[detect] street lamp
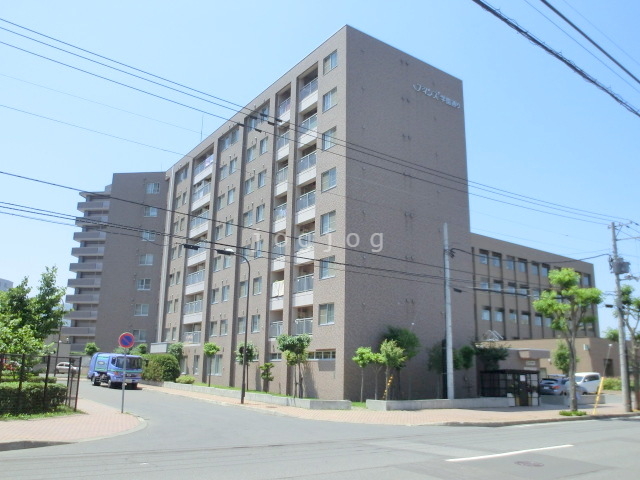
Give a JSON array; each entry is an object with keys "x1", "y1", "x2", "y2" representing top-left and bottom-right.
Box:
[{"x1": 215, "y1": 248, "x2": 251, "y2": 405}]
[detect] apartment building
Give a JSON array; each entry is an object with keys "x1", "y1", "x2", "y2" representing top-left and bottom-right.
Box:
[{"x1": 64, "y1": 172, "x2": 166, "y2": 352}]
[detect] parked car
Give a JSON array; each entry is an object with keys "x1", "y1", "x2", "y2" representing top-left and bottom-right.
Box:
[
  {"x1": 574, "y1": 372, "x2": 602, "y2": 394},
  {"x1": 55, "y1": 362, "x2": 79, "y2": 375},
  {"x1": 538, "y1": 377, "x2": 569, "y2": 396}
]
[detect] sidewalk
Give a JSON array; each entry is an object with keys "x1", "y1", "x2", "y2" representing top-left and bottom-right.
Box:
[{"x1": 1, "y1": 384, "x2": 638, "y2": 451}]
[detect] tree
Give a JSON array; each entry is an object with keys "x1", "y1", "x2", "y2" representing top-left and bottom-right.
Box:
[
  {"x1": 379, "y1": 339, "x2": 407, "y2": 400},
  {"x1": 259, "y1": 363, "x2": 274, "y2": 392},
  {"x1": 428, "y1": 341, "x2": 476, "y2": 398},
  {"x1": 276, "y1": 333, "x2": 311, "y2": 398},
  {"x1": 382, "y1": 327, "x2": 420, "y2": 398},
  {"x1": 168, "y1": 342, "x2": 183, "y2": 362},
  {"x1": 352, "y1": 347, "x2": 377, "y2": 402},
  {"x1": 0, "y1": 319, "x2": 42, "y2": 355},
  {"x1": 203, "y1": 342, "x2": 220, "y2": 387},
  {"x1": 551, "y1": 340, "x2": 573, "y2": 375},
  {"x1": 474, "y1": 342, "x2": 509, "y2": 371},
  {"x1": 0, "y1": 267, "x2": 67, "y2": 340},
  {"x1": 533, "y1": 268, "x2": 602, "y2": 411},
  {"x1": 84, "y1": 342, "x2": 99, "y2": 357}
]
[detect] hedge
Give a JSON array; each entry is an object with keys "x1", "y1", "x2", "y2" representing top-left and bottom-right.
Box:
[{"x1": 0, "y1": 382, "x2": 67, "y2": 415}]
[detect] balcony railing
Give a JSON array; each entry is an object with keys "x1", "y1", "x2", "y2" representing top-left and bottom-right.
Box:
[
  {"x1": 185, "y1": 270, "x2": 205, "y2": 285},
  {"x1": 190, "y1": 212, "x2": 210, "y2": 229},
  {"x1": 192, "y1": 182, "x2": 211, "y2": 201},
  {"x1": 296, "y1": 191, "x2": 316, "y2": 211},
  {"x1": 294, "y1": 317, "x2": 313, "y2": 335},
  {"x1": 277, "y1": 98, "x2": 291, "y2": 116},
  {"x1": 186, "y1": 241, "x2": 207, "y2": 258},
  {"x1": 299, "y1": 78, "x2": 318, "y2": 101},
  {"x1": 299, "y1": 114, "x2": 317, "y2": 134},
  {"x1": 296, "y1": 231, "x2": 315, "y2": 251},
  {"x1": 193, "y1": 155, "x2": 214, "y2": 176},
  {"x1": 275, "y1": 166, "x2": 288, "y2": 184},
  {"x1": 269, "y1": 321, "x2": 283, "y2": 338},
  {"x1": 298, "y1": 151, "x2": 317, "y2": 173},
  {"x1": 273, "y1": 203, "x2": 287, "y2": 220},
  {"x1": 295, "y1": 274, "x2": 313, "y2": 293},
  {"x1": 276, "y1": 131, "x2": 290, "y2": 150},
  {"x1": 184, "y1": 300, "x2": 203, "y2": 315},
  {"x1": 273, "y1": 241, "x2": 286, "y2": 258},
  {"x1": 182, "y1": 331, "x2": 202, "y2": 344}
]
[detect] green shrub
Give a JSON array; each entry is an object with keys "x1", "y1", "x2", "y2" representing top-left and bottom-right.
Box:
[
  {"x1": 559, "y1": 410, "x2": 587, "y2": 416},
  {"x1": 143, "y1": 354, "x2": 180, "y2": 382},
  {"x1": 175, "y1": 375, "x2": 195, "y2": 384},
  {"x1": 602, "y1": 377, "x2": 622, "y2": 390},
  {"x1": 0, "y1": 382, "x2": 67, "y2": 415}
]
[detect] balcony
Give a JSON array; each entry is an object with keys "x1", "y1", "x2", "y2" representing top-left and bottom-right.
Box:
[
  {"x1": 293, "y1": 275, "x2": 313, "y2": 307},
  {"x1": 295, "y1": 191, "x2": 315, "y2": 224},
  {"x1": 67, "y1": 277, "x2": 101, "y2": 288},
  {"x1": 61, "y1": 326, "x2": 95, "y2": 337},
  {"x1": 66, "y1": 293, "x2": 100, "y2": 304},
  {"x1": 69, "y1": 262, "x2": 103, "y2": 273},
  {"x1": 295, "y1": 274, "x2": 313, "y2": 293},
  {"x1": 186, "y1": 243, "x2": 207, "y2": 267},
  {"x1": 71, "y1": 246, "x2": 105, "y2": 258},
  {"x1": 298, "y1": 114, "x2": 318, "y2": 147},
  {"x1": 273, "y1": 203, "x2": 287, "y2": 232},
  {"x1": 191, "y1": 182, "x2": 212, "y2": 211},
  {"x1": 294, "y1": 317, "x2": 313, "y2": 335},
  {"x1": 77, "y1": 200, "x2": 110, "y2": 212},
  {"x1": 183, "y1": 300, "x2": 203, "y2": 325},
  {"x1": 66, "y1": 310, "x2": 98, "y2": 320},
  {"x1": 75, "y1": 215, "x2": 108, "y2": 227},
  {"x1": 193, "y1": 156, "x2": 214, "y2": 183},
  {"x1": 299, "y1": 78, "x2": 318, "y2": 112},
  {"x1": 269, "y1": 321, "x2": 284, "y2": 338},
  {"x1": 73, "y1": 231, "x2": 106, "y2": 242},
  {"x1": 277, "y1": 98, "x2": 291, "y2": 124},
  {"x1": 276, "y1": 131, "x2": 290, "y2": 160},
  {"x1": 275, "y1": 166, "x2": 288, "y2": 195},
  {"x1": 185, "y1": 270, "x2": 206, "y2": 295},
  {"x1": 189, "y1": 212, "x2": 210, "y2": 238},
  {"x1": 294, "y1": 232, "x2": 314, "y2": 265},
  {"x1": 182, "y1": 331, "x2": 202, "y2": 344}
]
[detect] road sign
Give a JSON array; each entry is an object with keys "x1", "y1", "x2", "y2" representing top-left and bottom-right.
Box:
[{"x1": 118, "y1": 332, "x2": 135, "y2": 349}]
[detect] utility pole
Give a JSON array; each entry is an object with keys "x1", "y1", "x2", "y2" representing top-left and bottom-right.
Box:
[
  {"x1": 443, "y1": 223, "x2": 454, "y2": 399},
  {"x1": 611, "y1": 222, "x2": 632, "y2": 412}
]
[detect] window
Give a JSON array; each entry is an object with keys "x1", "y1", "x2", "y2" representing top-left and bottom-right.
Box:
[
  {"x1": 238, "y1": 316, "x2": 246, "y2": 334},
  {"x1": 322, "y1": 127, "x2": 337, "y2": 150},
  {"x1": 517, "y1": 259, "x2": 527, "y2": 273},
  {"x1": 320, "y1": 211, "x2": 336, "y2": 234},
  {"x1": 246, "y1": 145, "x2": 256, "y2": 163},
  {"x1": 227, "y1": 188, "x2": 235, "y2": 205},
  {"x1": 133, "y1": 329, "x2": 147, "y2": 342},
  {"x1": 270, "y1": 352, "x2": 282, "y2": 361},
  {"x1": 166, "y1": 300, "x2": 173, "y2": 314},
  {"x1": 210, "y1": 321, "x2": 218, "y2": 337},
  {"x1": 229, "y1": 157, "x2": 238, "y2": 173},
  {"x1": 259, "y1": 138, "x2": 268, "y2": 154},
  {"x1": 134, "y1": 304, "x2": 149, "y2": 316},
  {"x1": 217, "y1": 194, "x2": 225, "y2": 210},
  {"x1": 219, "y1": 164, "x2": 229, "y2": 179},
  {"x1": 175, "y1": 271, "x2": 181, "y2": 284},
  {"x1": 251, "y1": 314, "x2": 260, "y2": 333},
  {"x1": 146, "y1": 182, "x2": 160, "y2": 194},
  {"x1": 309, "y1": 350, "x2": 337, "y2": 360},
  {"x1": 139, "y1": 254, "x2": 153, "y2": 266},
  {"x1": 258, "y1": 170, "x2": 267, "y2": 188},
  {"x1": 221, "y1": 129, "x2": 239, "y2": 151},
  {"x1": 494, "y1": 309, "x2": 504, "y2": 322},
  {"x1": 212, "y1": 354, "x2": 222, "y2": 375},
  {"x1": 244, "y1": 177, "x2": 255, "y2": 194},
  {"x1": 478, "y1": 250, "x2": 489, "y2": 264},
  {"x1": 319, "y1": 303, "x2": 334, "y2": 325},
  {"x1": 323, "y1": 50, "x2": 338, "y2": 74},
  {"x1": 320, "y1": 256, "x2": 336, "y2": 279},
  {"x1": 221, "y1": 285, "x2": 230, "y2": 302},
  {"x1": 223, "y1": 255, "x2": 232, "y2": 269},
  {"x1": 321, "y1": 167, "x2": 337, "y2": 191},
  {"x1": 214, "y1": 224, "x2": 223, "y2": 241},
  {"x1": 506, "y1": 282, "x2": 516, "y2": 294},
  {"x1": 544, "y1": 317, "x2": 552, "y2": 327},
  {"x1": 481, "y1": 307, "x2": 491, "y2": 321},
  {"x1": 541, "y1": 264, "x2": 550, "y2": 277},
  {"x1": 243, "y1": 210, "x2": 254, "y2": 227},
  {"x1": 253, "y1": 276, "x2": 262, "y2": 295},
  {"x1": 239, "y1": 280, "x2": 248, "y2": 298},
  {"x1": 220, "y1": 320, "x2": 228, "y2": 336},
  {"x1": 255, "y1": 204, "x2": 265, "y2": 223},
  {"x1": 582, "y1": 274, "x2": 592, "y2": 287},
  {"x1": 213, "y1": 256, "x2": 222, "y2": 272},
  {"x1": 532, "y1": 288, "x2": 541, "y2": 300},
  {"x1": 211, "y1": 288, "x2": 220, "y2": 304},
  {"x1": 479, "y1": 278, "x2": 489, "y2": 290},
  {"x1": 534, "y1": 314, "x2": 543, "y2": 326},
  {"x1": 491, "y1": 253, "x2": 502, "y2": 267},
  {"x1": 169, "y1": 273, "x2": 175, "y2": 286},
  {"x1": 137, "y1": 278, "x2": 151, "y2": 291},
  {"x1": 141, "y1": 230, "x2": 156, "y2": 242},
  {"x1": 521, "y1": 312, "x2": 530, "y2": 325},
  {"x1": 322, "y1": 87, "x2": 337, "y2": 111},
  {"x1": 505, "y1": 256, "x2": 515, "y2": 270},
  {"x1": 254, "y1": 239, "x2": 264, "y2": 258},
  {"x1": 176, "y1": 167, "x2": 189, "y2": 183},
  {"x1": 518, "y1": 284, "x2": 528, "y2": 296},
  {"x1": 492, "y1": 280, "x2": 502, "y2": 292},
  {"x1": 531, "y1": 262, "x2": 540, "y2": 275},
  {"x1": 509, "y1": 310, "x2": 517, "y2": 323},
  {"x1": 225, "y1": 220, "x2": 233, "y2": 236},
  {"x1": 143, "y1": 206, "x2": 158, "y2": 217}
]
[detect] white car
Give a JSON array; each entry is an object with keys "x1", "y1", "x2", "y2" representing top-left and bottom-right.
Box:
[
  {"x1": 574, "y1": 372, "x2": 602, "y2": 394},
  {"x1": 55, "y1": 362, "x2": 79, "y2": 375}
]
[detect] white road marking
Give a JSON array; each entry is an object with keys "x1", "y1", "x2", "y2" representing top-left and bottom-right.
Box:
[{"x1": 446, "y1": 444, "x2": 574, "y2": 462}]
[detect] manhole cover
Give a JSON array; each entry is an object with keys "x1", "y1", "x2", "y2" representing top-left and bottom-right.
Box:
[{"x1": 515, "y1": 461, "x2": 544, "y2": 467}]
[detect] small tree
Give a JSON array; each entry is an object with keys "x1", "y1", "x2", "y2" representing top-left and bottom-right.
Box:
[
  {"x1": 276, "y1": 334, "x2": 311, "y2": 398},
  {"x1": 474, "y1": 342, "x2": 509, "y2": 371},
  {"x1": 143, "y1": 354, "x2": 180, "y2": 382},
  {"x1": 551, "y1": 340, "x2": 573, "y2": 375},
  {"x1": 168, "y1": 342, "x2": 183, "y2": 362},
  {"x1": 203, "y1": 342, "x2": 220, "y2": 387},
  {"x1": 133, "y1": 344, "x2": 147, "y2": 355},
  {"x1": 259, "y1": 363, "x2": 274, "y2": 392},
  {"x1": 382, "y1": 327, "x2": 420, "y2": 398},
  {"x1": 534, "y1": 268, "x2": 602, "y2": 411},
  {"x1": 84, "y1": 342, "x2": 99, "y2": 357},
  {"x1": 352, "y1": 347, "x2": 376, "y2": 402},
  {"x1": 379, "y1": 339, "x2": 407, "y2": 400}
]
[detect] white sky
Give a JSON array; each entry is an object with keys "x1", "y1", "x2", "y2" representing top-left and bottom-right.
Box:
[{"x1": 0, "y1": 0, "x2": 638, "y2": 335}]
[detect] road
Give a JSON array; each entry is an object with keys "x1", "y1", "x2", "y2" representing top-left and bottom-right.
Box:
[{"x1": 1, "y1": 381, "x2": 639, "y2": 479}]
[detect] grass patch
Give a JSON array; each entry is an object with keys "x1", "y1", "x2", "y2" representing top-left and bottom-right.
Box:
[
  {"x1": 351, "y1": 401, "x2": 366, "y2": 409},
  {"x1": 559, "y1": 410, "x2": 587, "y2": 416},
  {"x1": 1, "y1": 405, "x2": 80, "y2": 421}
]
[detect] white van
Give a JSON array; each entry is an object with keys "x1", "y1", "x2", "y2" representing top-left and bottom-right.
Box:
[{"x1": 574, "y1": 372, "x2": 602, "y2": 394}]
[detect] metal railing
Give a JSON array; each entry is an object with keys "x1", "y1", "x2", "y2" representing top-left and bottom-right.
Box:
[
  {"x1": 296, "y1": 190, "x2": 316, "y2": 211},
  {"x1": 294, "y1": 317, "x2": 313, "y2": 335},
  {"x1": 273, "y1": 242, "x2": 286, "y2": 258},
  {"x1": 298, "y1": 151, "x2": 317, "y2": 173},
  {"x1": 269, "y1": 321, "x2": 283, "y2": 338},
  {"x1": 184, "y1": 300, "x2": 203, "y2": 315},
  {"x1": 277, "y1": 98, "x2": 291, "y2": 116},
  {"x1": 299, "y1": 113, "x2": 317, "y2": 134},
  {"x1": 295, "y1": 231, "x2": 315, "y2": 251},
  {"x1": 185, "y1": 270, "x2": 205, "y2": 285},
  {"x1": 273, "y1": 203, "x2": 287, "y2": 220},
  {"x1": 295, "y1": 274, "x2": 313, "y2": 293},
  {"x1": 275, "y1": 166, "x2": 288, "y2": 184},
  {"x1": 192, "y1": 182, "x2": 211, "y2": 201},
  {"x1": 186, "y1": 241, "x2": 207, "y2": 258},
  {"x1": 190, "y1": 212, "x2": 210, "y2": 229},
  {"x1": 276, "y1": 131, "x2": 290, "y2": 150},
  {"x1": 182, "y1": 331, "x2": 202, "y2": 344},
  {"x1": 193, "y1": 155, "x2": 214, "y2": 176},
  {"x1": 299, "y1": 77, "x2": 318, "y2": 100}
]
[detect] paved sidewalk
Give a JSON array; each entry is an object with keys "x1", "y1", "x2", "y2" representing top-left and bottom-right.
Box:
[{"x1": 1, "y1": 384, "x2": 638, "y2": 451}]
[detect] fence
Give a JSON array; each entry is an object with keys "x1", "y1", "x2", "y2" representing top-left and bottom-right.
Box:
[{"x1": 0, "y1": 353, "x2": 82, "y2": 415}]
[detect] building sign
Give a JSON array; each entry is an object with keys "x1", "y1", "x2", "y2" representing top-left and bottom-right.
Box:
[{"x1": 413, "y1": 84, "x2": 461, "y2": 109}]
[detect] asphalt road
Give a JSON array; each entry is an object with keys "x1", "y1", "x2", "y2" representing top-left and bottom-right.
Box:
[{"x1": 1, "y1": 382, "x2": 639, "y2": 479}]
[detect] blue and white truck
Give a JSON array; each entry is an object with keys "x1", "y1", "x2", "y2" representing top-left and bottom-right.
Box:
[{"x1": 87, "y1": 352, "x2": 143, "y2": 389}]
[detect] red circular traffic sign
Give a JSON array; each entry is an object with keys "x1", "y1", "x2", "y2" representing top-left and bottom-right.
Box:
[{"x1": 118, "y1": 332, "x2": 135, "y2": 349}]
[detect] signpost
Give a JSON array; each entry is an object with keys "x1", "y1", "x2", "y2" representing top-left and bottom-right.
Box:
[{"x1": 118, "y1": 332, "x2": 135, "y2": 413}]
